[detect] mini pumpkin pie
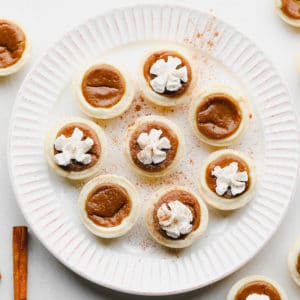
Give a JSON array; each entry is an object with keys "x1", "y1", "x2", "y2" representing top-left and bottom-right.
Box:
[
  {"x1": 0, "y1": 19, "x2": 30, "y2": 76},
  {"x1": 45, "y1": 117, "x2": 107, "y2": 181},
  {"x1": 138, "y1": 48, "x2": 197, "y2": 107},
  {"x1": 74, "y1": 63, "x2": 135, "y2": 119},
  {"x1": 275, "y1": 0, "x2": 300, "y2": 27},
  {"x1": 198, "y1": 149, "x2": 256, "y2": 211},
  {"x1": 227, "y1": 275, "x2": 287, "y2": 300},
  {"x1": 288, "y1": 237, "x2": 300, "y2": 286},
  {"x1": 78, "y1": 174, "x2": 141, "y2": 238},
  {"x1": 123, "y1": 115, "x2": 185, "y2": 177},
  {"x1": 145, "y1": 186, "x2": 208, "y2": 248},
  {"x1": 189, "y1": 86, "x2": 250, "y2": 147}
]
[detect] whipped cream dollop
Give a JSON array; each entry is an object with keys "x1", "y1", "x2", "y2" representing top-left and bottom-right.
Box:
[
  {"x1": 157, "y1": 200, "x2": 193, "y2": 239},
  {"x1": 54, "y1": 127, "x2": 94, "y2": 166},
  {"x1": 136, "y1": 128, "x2": 171, "y2": 165},
  {"x1": 246, "y1": 294, "x2": 270, "y2": 300},
  {"x1": 212, "y1": 162, "x2": 248, "y2": 196},
  {"x1": 149, "y1": 56, "x2": 188, "y2": 94}
]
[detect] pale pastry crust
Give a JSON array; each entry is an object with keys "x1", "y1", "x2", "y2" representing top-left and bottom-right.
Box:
[
  {"x1": 145, "y1": 186, "x2": 209, "y2": 248},
  {"x1": 288, "y1": 237, "x2": 300, "y2": 286},
  {"x1": 78, "y1": 174, "x2": 141, "y2": 238},
  {"x1": 227, "y1": 275, "x2": 288, "y2": 300},
  {"x1": 45, "y1": 117, "x2": 107, "y2": 181},
  {"x1": 189, "y1": 85, "x2": 250, "y2": 147},
  {"x1": 123, "y1": 115, "x2": 185, "y2": 178},
  {"x1": 138, "y1": 46, "x2": 198, "y2": 107},
  {"x1": 0, "y1": 19, "x2": 31, "y2": 76},
  {"x1": 274, "y1": 0, "x2": 300, "y2": 28},
  {"x1": 198, "y1": 149, "x2": 256, "y2": 211},
  {"x1": 73, "y1": 63, "x2": 135, "y2": 119}
]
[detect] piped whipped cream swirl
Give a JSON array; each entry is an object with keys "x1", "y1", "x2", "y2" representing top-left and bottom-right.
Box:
[
  {"x1": 157, "y1": 200, "x2": 193, "y2": 239},
  {"x1": 246, "y1": 294, "x2": 270, "y2": 300},
  {"x1": 149, "y1": 56, "x2": 188, "y2": 94},
  {"x1": 137, "y1": 128, "x2": 171, "y2": 165},
  {"x1": 212, "y1": 162, "x2": 248, "y2": 196},
  {"x1": 54, "y1": 127, "x2": 94, "y2": 166}
]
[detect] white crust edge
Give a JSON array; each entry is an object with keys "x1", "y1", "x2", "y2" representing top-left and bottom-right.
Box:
[
  {"x1": 198, "y1": 149, "x2": 256, "y2": 211},
  {"x1": 138, "y1": 47, "x2": 199, "y2": 107},
  {"x1": 274, "y1": 0, "x2": 300, "y2": 28},
  {"x1": 0, "y1": 19, "x2": 31, "y2": 76},
  {"x1": 73, "y1": 63, "x2": 135, "y2": 119},
  {"x1": 227, "y1": 275, "x2": 288, "y2": 300},
  {"x1": 78, "y1": 174, "x2": 141, "y2": 238},
  {"x1": 288, "y1": 237, "x2": 300, "y2": 286},
  {"x1": 189, "y1": 85, "x2": 250, "y2": 147},
  {"x1": 145, "y1": 185, "x2": 209, "y2": 249},
  {"x1": 123, "y1": 115, "x2": 185, "y2": 178},
  {"x1": 45, "y1": 117, "x2": 107, "y2": 181}
]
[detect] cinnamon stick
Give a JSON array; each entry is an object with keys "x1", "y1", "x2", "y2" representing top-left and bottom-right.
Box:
[{"x1": 13, "y1": 226, "x2": 28, "y2": 300}]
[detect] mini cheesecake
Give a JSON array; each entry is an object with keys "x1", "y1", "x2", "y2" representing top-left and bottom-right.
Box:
[
  {"x1": 145, "y1": 186, "x2": 208, "y2": 248},
  {"x1": 227, "y1": 275, "x2": 287, "y2": 300},
  {"x1": 78, "y1": 174, "x2": 141, "y2": 238},
  {"x1": 288, "y1": 237, "x2": 300, "y2": 286},
  {"x1": 0, "y1": 19, "x2": 30, "y2": 76},
  {"x1": 275, "y1": 0, "x2": 300, "y2": 27},
  {"x1": 123, "y1": 115, "x2": 185, "y2": 177},
  {"x1": 74, "y1": 63, "x2": 135, "y2": 119},
  {"x1": 138, "y1": 48, "x2": 198, "y2": 107},
  {"x1": 189, "y1": 86, "x2": 250, "y2": 147},
  {"x1": 45, "y1": 117, "x2": 107, "y2": 181},
  {"x1": 198, "y1": 149, "x2": 256, "y2": 211}
]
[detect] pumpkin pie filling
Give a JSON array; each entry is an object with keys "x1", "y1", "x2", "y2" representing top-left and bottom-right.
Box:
[
  {"x1": 0, "y1": 20, "x2": 26, "y2": 69},
  {"x1": 296, "y1": 253, "x2": 300, "y2": 274},
  {"x1": 81, "y1": 64, "x2": 126, "y2": 108},
  {"x1": 85, "y1": 184, "x2": 131, "y2": 227},
  {"x1": 234, "y1": 280, "x2": 282, "y2": 300},
  {"x1": 205, "y1": 154, "x2": 250, "y2": 199},
  {"x1": 54, "y1": 123, "x2": 101, "y2": 172},
  {"x1": 153, "y1": 190, "x2": 201, "y2": 240},
  {"x1": 143, "y1": 50, "x2": 192, "y2": 97},
  {"x1": 196, "y1": 94, "x2": 242, "y2": 139},
  {"x1": 281, "y1": 0, "x2": 300, "y2": 19},
  {"x1": 129, "y1": 121, "x2": 179, "y2": 172}
]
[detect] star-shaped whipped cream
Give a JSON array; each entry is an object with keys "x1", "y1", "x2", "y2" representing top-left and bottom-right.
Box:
[
  {"x1": 157, "y1": 200, "x2": 193, "y2": 239},
  {"x1": 54, "y1": 127, "x2": 94, "y2": 166},
  {"x1": 246, "y1": 294, "x2": 270, "y2": 300},
  {"x1": 149, "y1": 56, "x2": 188, "y2": 94},
  {"x1": 212, "y1": 162, "x2": 248, "y2": 196},
  {"x1": 136, "y1": 128, "x2": 171, "y2": 165}
]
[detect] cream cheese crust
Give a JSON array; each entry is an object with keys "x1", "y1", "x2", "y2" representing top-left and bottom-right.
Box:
[
  {"x1": 198, "y1": 149, "x2": 256, "y2": 211},
  {"x1": 189, "y1": 85, "x2": 250, "y2": 147},
  {"x1": 78, "y1": 174, "x2": 141, "y2": 238},
  {"x1": 74, "y1": 63, "x2": 135, "y2": 119},
  {"x1": 138, "y1": 46, "x2": 198, "y2": 107},
  {"x1": 123, "y1": 115, "x2": 185, "y2": 178},
  {"x1": 45, "y1": 117, "x2": 107, "y2": 181},
  {"x1": 145, "y1": 186, "x2": 209, "y2": 248},
  {"x1": 274, "y1": 0, "x2": 300, "y2": 28},
  {"x1": 227, "y1": 275, "x2": 288, "y2": 300},
  {"x1": 0, "y1": 19, "x2": 31, "y2": 76},
  {"x1": 288, "y1": 237, "x2": 300, "y2": 286}
]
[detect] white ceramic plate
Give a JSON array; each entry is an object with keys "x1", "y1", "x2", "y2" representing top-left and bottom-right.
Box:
[{"x1": 8, "y1": 5, "x2": 300, "y2": 295}]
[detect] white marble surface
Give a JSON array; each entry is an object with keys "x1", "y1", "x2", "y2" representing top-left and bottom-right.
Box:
[{"x1": 0, "y1": 0, "x2": 299, "y2": 299}]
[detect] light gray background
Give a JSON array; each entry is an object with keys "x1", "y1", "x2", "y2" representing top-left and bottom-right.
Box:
[{"x1": 0, "y1": 0, "x2": 299, "y2": 299}]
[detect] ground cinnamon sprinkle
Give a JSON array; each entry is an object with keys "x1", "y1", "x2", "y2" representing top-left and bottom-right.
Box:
[
  {"x1": 196, "y1": 32, "x2": 203, "y2": 39},
  {"x1": 135, "y1": 104, "x2": 141, "y2": 112}
]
